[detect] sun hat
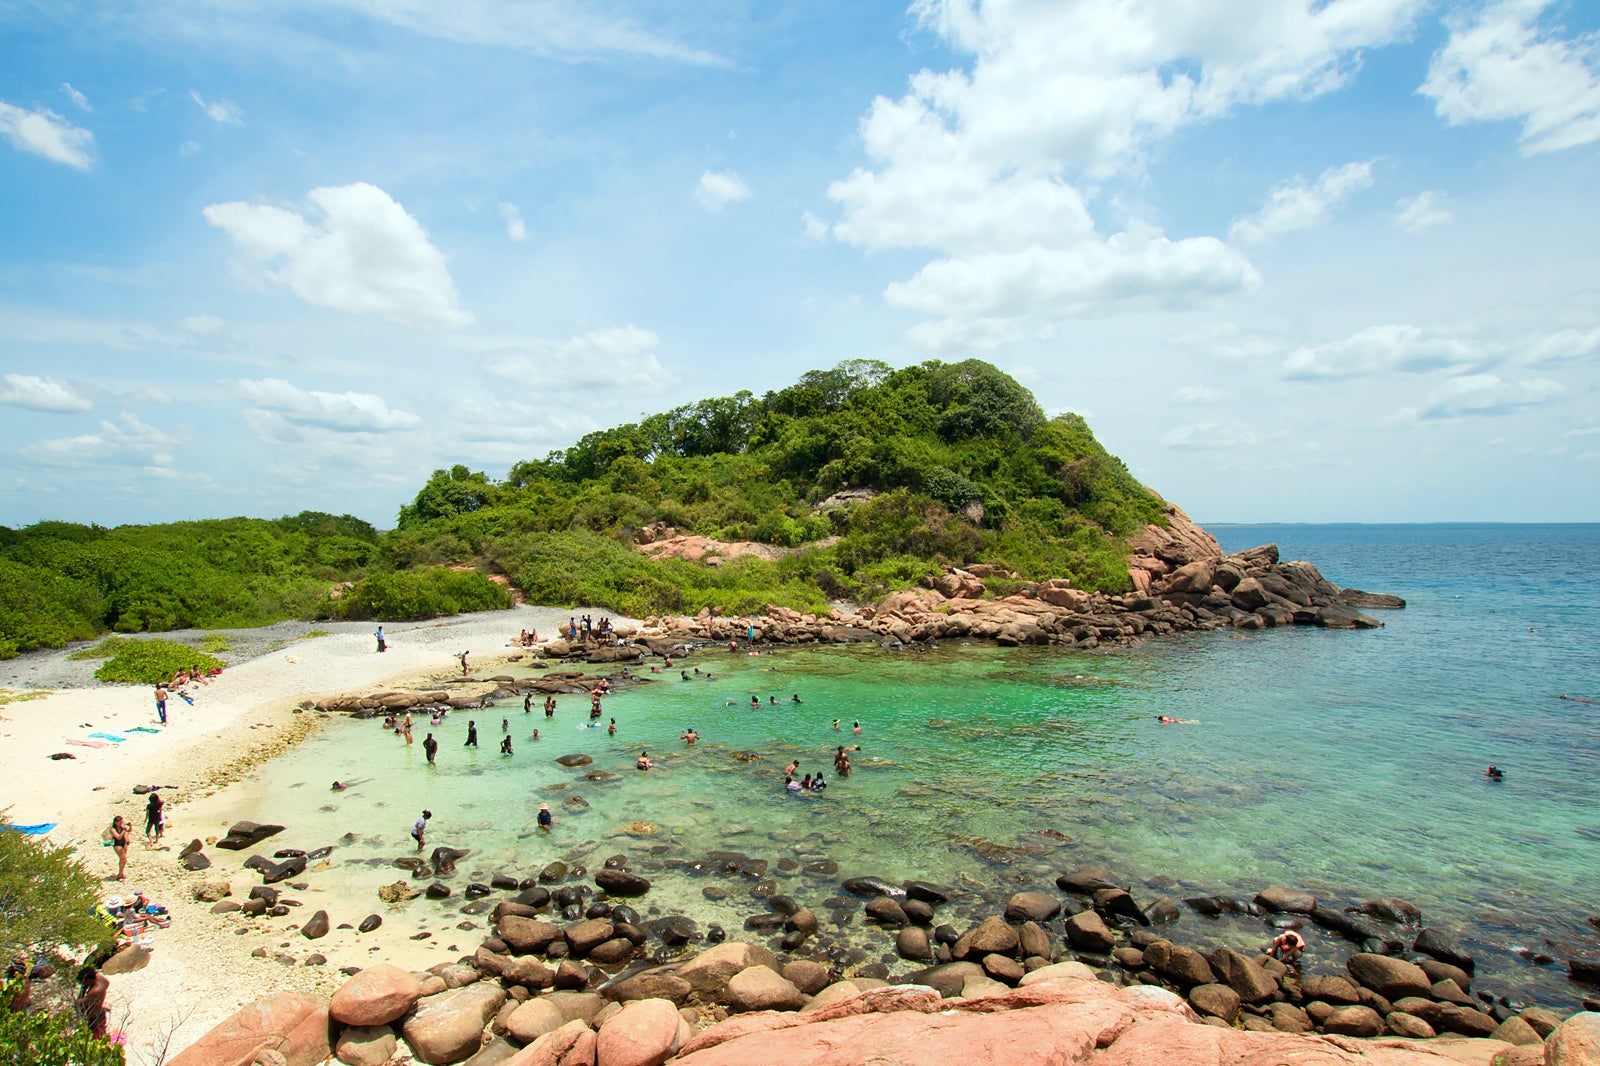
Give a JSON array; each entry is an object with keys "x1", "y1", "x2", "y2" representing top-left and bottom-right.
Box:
[{"x1": 104, "y1": 896, "x2": 124, "y2": 909}]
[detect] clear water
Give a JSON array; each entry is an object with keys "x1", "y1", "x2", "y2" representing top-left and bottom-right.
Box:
[{"x1": 206, "y1": 524, "x2": 1600, "y2": 1008}]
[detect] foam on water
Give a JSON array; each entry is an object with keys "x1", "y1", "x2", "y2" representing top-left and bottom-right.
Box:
[{"x1": 197, "y1": 523, "x2": 1600, "y2": 1007}]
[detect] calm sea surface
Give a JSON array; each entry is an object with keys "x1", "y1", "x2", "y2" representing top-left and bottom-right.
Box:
[{"x1": 212, "y1": 524, "x2": 1600, "y2": 1008}]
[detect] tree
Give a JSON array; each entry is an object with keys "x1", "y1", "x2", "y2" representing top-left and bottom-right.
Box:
[
  {"x1": 0, "y1": 815, "x2": 112, "y2": 964},
  {"x1": 397, "y1": 465, "x2": 498, "y2": 527}
]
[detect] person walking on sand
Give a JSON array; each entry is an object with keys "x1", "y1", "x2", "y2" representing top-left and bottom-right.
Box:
[
  {"x1": 423, "y1": 732, "x2": 438, "y2": 765},
  {"x1": 375, "y1": 626, "x2": 387, "y2": 653},
  {"x1": 106, "y1": 816, "x2": 129, "y2": 881},
  {"x1": 154, "y1": 683, "x2": 168, "y2": 725},
  {"x1": 459, "y1": 650, "x2": 470, "y2": 675},
  {"x1": 411, "y1": 810, "x2": 431, "y2": 850},
  {"x1": 144, "y1": 789, "x2": 164, "y2": 843}
]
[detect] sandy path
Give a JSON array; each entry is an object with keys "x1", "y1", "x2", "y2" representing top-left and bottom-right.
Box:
[{"x1": 0, "y1": 605, "x2": 608, "y2": 1064}]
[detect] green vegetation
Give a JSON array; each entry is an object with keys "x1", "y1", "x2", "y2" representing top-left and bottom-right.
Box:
[
  {"x1": 0, "y1": 360, "x2": 1162, "y2": 657},
  {"x1": 0, "y1": 817, "x2": 122, "y2": 1065},
  {"x1": 91, "y1": 640, "x2": 224, "y2": 685},
  {"x1": 64, "y1": 637, "x2": 137, "y2": 662},
  {"x1": 198, "y1": 633, "x2": 233, "y2": 654}
]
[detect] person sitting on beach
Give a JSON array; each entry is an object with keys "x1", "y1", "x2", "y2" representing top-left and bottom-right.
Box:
[
  {"x1": 500, "y1": 735, "x2": 513, "y2": 755},
  {"x1": 636, "y1": 751, "x2": 652, "y2": 771},
  {"x1": 1486, "y1": 764, "x2": 1505, "y2": 779},
  {"x1": 1268, "y1": 929, "x2": 1305, "y2": 966},
  {"x1": 811, "y1": 771, "x2": 826, "y2": 791}
]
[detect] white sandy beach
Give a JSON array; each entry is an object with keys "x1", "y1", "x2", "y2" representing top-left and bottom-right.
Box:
[{"x1": 0, "y1": 605, "x2": 603, "y2": 1063}]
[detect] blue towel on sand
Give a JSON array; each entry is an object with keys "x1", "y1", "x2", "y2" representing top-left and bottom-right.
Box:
[
  {"x1": 88, "y1": 732, "x2": 125, "y2": 742},
  {"x1": 1, "y1": 823, "x2": 58, "y2": 834},
  {"x1": 127, "y1": 726, "x2": 160, "y2": 733}
]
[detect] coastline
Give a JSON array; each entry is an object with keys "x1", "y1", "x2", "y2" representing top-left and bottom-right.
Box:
[{"x1": 0, "y1": 605, "x2": 590, "y2": 1059}]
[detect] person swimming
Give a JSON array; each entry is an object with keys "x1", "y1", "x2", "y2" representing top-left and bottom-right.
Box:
[{"x1": 1486, "y1": 764, "x2": 1505, "y2": 779}]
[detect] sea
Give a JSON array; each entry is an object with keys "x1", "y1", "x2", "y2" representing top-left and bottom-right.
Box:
[{"x1": 202, "y1": 523, "x2": 1600, "y2": 1009}]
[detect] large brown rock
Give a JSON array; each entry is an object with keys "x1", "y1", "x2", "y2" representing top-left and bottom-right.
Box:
[
  {"x1": 677, "y1": 943, "x2": 780, "y2": 996},
  {"x1": 1346, "y1": 953, "x2": 1432, "y2": 1001},
  {"x1": 1063, "y1": 911, "x2": 1113, "y2": 955},
  {"x1": 1143, "y1": 941, "x2": 1215, "y2": 988},
  {"x1": 955, "y1": 917, "x2": 1020, "y2": 959},
  {"x1": 1187, "y1": 984, "x2": 1240, "y2": 1023},
  {"x1": 594, "y1": 998, "x2": 685, "y2": 1066},
  {"x1": 1004, "y1": 892, "x2": 1061, "y2": 923},
  {"x1": 1300, "y1": 973, "x2": 1362, "y2": 1005},
  {"x1": 603, "y1": 971, "x2": 693, "y2": 1006},
  {"x1": 398, "y1": 984, "x2": 507, "y2": 1065},
  {"x1": 1489, "y1": 1016, "x2": 1543, "y2": 1045},
  {"x1": 1323, "y1": 1004, "x2": 1384, "y2": 1037},
  {"x1": 505, "y1": 999, "x2": 567, "y2": 1044},
  {"x1": 563, "y1": 919, "x2": 615, "y2": 956},
  {"x1": 726, "y1": 966, "x2": 805, "y2": 1013},
  {"x1": 1253, "y1": 887, "x2": 1316, "y2": 914},
  {"x1": 1547, "y1": 1012, "x2": 1600, "y2": 1066},
  {"x1": 502, "y1": 1019, "x2": 596, "y2": 1066},
  {"x1": 335, "y1": 1024, "x2": 396, "y2": 1066},
  {"x1": 1207, "y1": 948, "x2": 1277, "y2": 1004},
  {"x1": 499, "y1": 916, "x2": 561, "y2": 954},
  {"x1": 330, "y1": 964, "x2": 422, "y2": 1027},
  {"x1": 168, "y1": 993, "x2": 331, "y2": 1066}
]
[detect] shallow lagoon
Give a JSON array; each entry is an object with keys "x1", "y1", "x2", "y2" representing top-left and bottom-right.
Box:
[{"x1": 204, "y1": 524, "x2": 1600, "y2": 1008}]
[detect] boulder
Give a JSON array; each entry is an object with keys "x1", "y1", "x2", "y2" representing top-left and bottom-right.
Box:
[
  {"x1": 505, "y1": 1019, "x2": 595, "y2": 1066},
  {"x1": 603, "y1": 971, "x2": 693, "y2": 1006},
  {"x1": 896, "y1": 926, "x2": 934, "y2": 962},
  {"x1": 498, "y1": 916, "x2": 561, "y2": 954},
  {"x1": 1253, "y1": 887, "x2": 1316, "y2": 914},
  {"x1": 1385, "y1": 1012, "x2": 1435, "y2": 1039},
  {"x1": 594, "y1": 998, "x2": 686, "y2": 1066},
  {"x1": 1520, "y1": 1006, "x2": 1565, "y2": 1038},
  {"x1": 1207, "y1": 947, "x2": 1276, "y2": 1004},
  {"x1": 726, "y1": 966, "x2": 805, "y2": 1013},
  {"x1": 864, "y1": 897, "x2": 909, "y2": 927},
  {"x1": 1003, "y1": 892, "x2": 1060, "y2": 923},
  {"x1": 1489, "y1": 1016, "x2": 1544, "y2": 1046},
  {"x1": 1187, "y1": 984, "x2": 1240, "y2": 1023},
  {"x1": 1268, "y1": 1002, "x2": 1312, "y2": 1034},
  {"x1": 1062, "y1": 911, "x2": 1113, "y2": 955},
  {"x1": 596, "y1": 869, "x2": 651, "y2": 897},
  {"x1": 955, "y1": 916, "x2": 1020, "y2": 959},
  {"x1": 982, "y1": 954, "x2": 1025, "y2": 985},
  {"x1": 331, "y1": 965, "x2": 423, "y2": 1027},
  {"x1": 1413, "y1": 927, "x2": 1475, "y2": 973},
  {"x1": 167, "y1": 993, "x2": 330, "y2": 1066},
  {"x1": 1546, "y1": 1012, "x2": 1600, "y2": 1066},
  {"x1": 782, "y1": 961, "x2": 831, "y2": 997},
  {"x1": 1299, "y1": 973, "x2": 1362, "y2": 1005},
  {"x1": 1143, "y1": 941, "x2": 1215, "y2": 988},
  {"x1": 1345, "y1": 953, "x2": 1431, "y2": 1001},
  {"x1": 194, "y1": 881, "x2": 232, "y2": 903},
  {"x1": 300, "y1": 911, "x2": 330, "y2": 941},
  {"x1": 555, "y1": 754, "x2": 593, "y2": 767},
  {"x1": 1091, "y1": 888, "x2": 1146, "y2": 927},
  {"x1": 334, "y1": 1024, "x2": 396, "y2": 1066},
  {"x1": 397, "y1": 984, "x2": 508, "y2": 1065},
  {"x1": 215, "y1": 821, "x2": 286, "y2": 850},
  {"x1": 101, "y1": 946, "x2": 152, "y2": 975},
  {"x1": 564, "y1": 919, "x2": 614, "y2": 956},
  {"x1": 677, "y1": 943, "x2": 778, "y2": 997},
  {"x1": 504, "y1": 998, "x2": 567, "y2": 1044},
  {"x1": 1323, "y1": 1005, "x2": 1384, "y2": 1037}
]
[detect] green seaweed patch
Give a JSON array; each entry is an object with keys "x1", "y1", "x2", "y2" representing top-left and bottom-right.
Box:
[
  {"x1": 93, "y1": 639, "x2": 224, "y2": 685},
  {"x1": 198, "y1": 633, "x2": 233, "y2": 653}
]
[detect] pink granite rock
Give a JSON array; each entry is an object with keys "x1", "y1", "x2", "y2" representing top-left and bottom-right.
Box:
[
  {"x1": 330, "y1": 964, "x2": 423, "y2": 1027},
  {"x1": 593, "y1": 998, "x2": 684, "y2": 1066},
  {"x1": 167, "y1": 993, "x2": 331, "y2": 1066}
]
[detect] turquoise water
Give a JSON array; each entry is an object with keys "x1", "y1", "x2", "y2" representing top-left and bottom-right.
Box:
[{"x1": 216, "y1": 524, "x2": 1600, "y2": 1008}]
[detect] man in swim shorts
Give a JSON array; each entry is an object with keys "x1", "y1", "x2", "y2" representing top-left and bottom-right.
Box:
[
  {"x1": 423, "y1": 733, "x2": 438, "y2": 764},
  {"x1": 412, "y1": 810, "x2": 431, "y2": 850}
]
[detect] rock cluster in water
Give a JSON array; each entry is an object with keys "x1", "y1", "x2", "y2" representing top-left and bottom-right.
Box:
[{"x1": 169, "y1": 830, "x2": 1600, "y2": 1066}]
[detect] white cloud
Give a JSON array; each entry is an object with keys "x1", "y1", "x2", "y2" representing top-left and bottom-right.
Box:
[
  {"x1": 235, "y1": 378, "x2": 422, "y2": 432},
  {"x1": 27, "y1": 414, "x2": 178, "y2": 467},
  {"x1": 1416, "y1": 373, "x2": 1564, "y2": 420},
  {"x1": 1394, "y1": 190, "x2": 1453, "y2": 233},
  {"x1": 1285, "y1": 323, "x2": 1478, "y2": 379},
  {"x1": 1420, "y1": 0, "x2": 1600, "y2": 154},
  {"x1": 60, "y1": 82, "x2": 91, "y2": 111},
  {"x1": 498, "y1": 202, "x2": 527, "y2": 242},
  {"x1": 321, "y1": 0, "x2": 722, "y2": 64},
  {"x1": 826, "y1": 0, "x2": 1417, "y2": 348},
  {"x1": 203, "y1": 182, "x2": 472, "y2": 326},
  {"x1": 1229, "y1": 160, "x2": 1375, "y2": 244},
  {"x1": 1522, "y1": 327, "x2": 1600, "y2": 365},
  {"x1": 695, "y1": 170, "x2": 752, "y2": 212},
  {"x1": 1172, "y1": 385, "x2": 1225, "y2": 404},
  {"x1": 190, "y1": 90, "x2": 243, "y2": 124},
  {"x1": 0, "y1": 100, "x2": 95, "y2": 169},
  {"x1": 0, "y1": 373, "x2": 93, "y2": 413},
  {"x1": 800, "y1": 211, "x2": 829, "y2": 242},
  {"x1": 482, "y1": 326, "x2": 672, "y2": 390},
  {"x1": 182, "y1": 313, "x2": 226, "y2": 337}
]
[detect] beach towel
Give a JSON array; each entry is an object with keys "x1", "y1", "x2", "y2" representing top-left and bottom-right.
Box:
[
  {"x1": 67, "y1": 739, "x2": 111, "y2": 749},
  {"x1": 126, "y1": 727, "x2": 160, "y2": 734},
  {"x1": 177, "y1": 693, "x2": 194, "y2": 705},
  {"x1": 0, "y1": 823, "x2": 57, "y2": 834},
  {"x1": 89, "y1": 733, "x2": 126, "y2": 742}
]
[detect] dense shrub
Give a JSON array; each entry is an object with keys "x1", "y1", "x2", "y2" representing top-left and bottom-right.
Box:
[
  {"x1": 333, "y1": 568, "x2": 511, "y2": 621},
  {"x1": 92, "y1": 640, "x2": 224, "y2": 684}
]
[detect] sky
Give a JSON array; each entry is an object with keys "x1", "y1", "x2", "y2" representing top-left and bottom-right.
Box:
[{"x1": 1, "y1": 0, "x2": 1598, "y2": 529}]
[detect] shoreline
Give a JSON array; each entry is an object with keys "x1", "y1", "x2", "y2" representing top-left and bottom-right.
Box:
[{"x1": 0, "y1": 605, "x2": 591, "y2": 1059}]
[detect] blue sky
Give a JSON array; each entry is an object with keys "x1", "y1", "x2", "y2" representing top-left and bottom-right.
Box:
[{"x1": 1, "y1": 0, "x2": 1597, "y2": 528}]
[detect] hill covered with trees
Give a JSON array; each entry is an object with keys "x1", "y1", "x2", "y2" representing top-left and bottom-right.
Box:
[{"x1": 0, "y1": 360, "x2": 1164, "y2": 657}]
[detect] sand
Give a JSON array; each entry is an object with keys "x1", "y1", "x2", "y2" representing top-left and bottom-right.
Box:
[{"x1": 0, "y1": 605, "x2": 602, "y2": 1061}]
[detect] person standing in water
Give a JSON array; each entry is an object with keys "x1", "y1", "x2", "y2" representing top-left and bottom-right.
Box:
[
  {"x1": 423, "y1": 732, "x2": 438, "y2": 765},
  {"x1": 465, "y1": 720, "x2": 478, "y2": 747},
  {"x1": 411, "y1": 810, "x2": 431, "y2": 849}
]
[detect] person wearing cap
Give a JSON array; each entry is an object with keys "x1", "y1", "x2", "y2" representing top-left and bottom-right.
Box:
[
  {"x1": 537, "y1": 804, "x2": 552, "y2": 829},
  {"x1": 411, "y1": 810, "x2": 432, "y2": 850}
]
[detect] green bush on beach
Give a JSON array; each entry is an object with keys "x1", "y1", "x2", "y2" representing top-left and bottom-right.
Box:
[{"x1": 91, "y1": 640, "x2": 224, "y2": 685}]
